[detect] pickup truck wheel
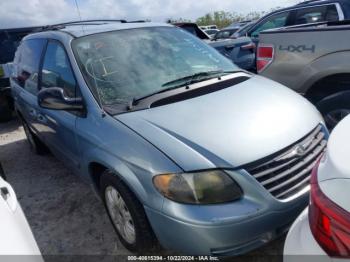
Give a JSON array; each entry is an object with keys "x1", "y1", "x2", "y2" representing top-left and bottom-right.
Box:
[
  {"x1": 0, "y1": 95, "x2": 13, "y2": 123},
  {"x1": 317, "y1": 92, "x2": 350, "y2": 130},
  {"x1": 20, "y1": 118, "x2": 48, "y2": 155},
  {"x1": 100, "y1": 171, "x2": 158, "y2": 253}
]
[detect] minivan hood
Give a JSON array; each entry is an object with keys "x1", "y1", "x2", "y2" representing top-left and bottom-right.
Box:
[{"x1": 116, "y1": 75, "x2": 323, "y2": 172}]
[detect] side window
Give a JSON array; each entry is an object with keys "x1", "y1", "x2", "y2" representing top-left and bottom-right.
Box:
[
  {"x1": 16, "y1": 39, "x2": 46, "y2": 95},
  {"x1": 251, "y1": 12, "x2": 290, "y2": 37},
  {"x1": 41, "y1": 41, "x2": 76, "y2": 98},
  {"x1": 294, "y1": 5, "x2": 339, "y2": 25}
]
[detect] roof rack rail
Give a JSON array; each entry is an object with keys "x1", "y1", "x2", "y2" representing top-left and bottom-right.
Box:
[
  {"x1": 40, "y1": 19, "x2": 147, "y2": 31},
  {"x1": 127, "y1": 20, "x2": 148, "y2": 23},
  {"x1": 296, "y1": 0, "x2": 325, "y2": 5}
]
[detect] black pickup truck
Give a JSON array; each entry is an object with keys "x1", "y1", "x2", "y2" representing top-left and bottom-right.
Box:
[{"x1": 0, "y1": 26, "x2": 40, "y2": 122}]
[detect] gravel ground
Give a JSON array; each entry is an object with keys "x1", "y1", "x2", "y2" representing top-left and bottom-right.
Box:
[{"x1": 0, "y1": 118, "x2": 284, "y2": 261}]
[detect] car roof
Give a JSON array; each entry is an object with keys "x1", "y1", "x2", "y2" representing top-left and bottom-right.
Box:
[
  {"x1": 24, "y1": 21, "x2": 173, "y2": 39},
  {"x1": 269, "y1": 0, "x2": 345, "y2": 14}
]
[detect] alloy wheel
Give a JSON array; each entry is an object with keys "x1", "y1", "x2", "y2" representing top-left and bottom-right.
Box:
[{"x1": 105, "y1": 186, "x2": 136, "y2": 244}]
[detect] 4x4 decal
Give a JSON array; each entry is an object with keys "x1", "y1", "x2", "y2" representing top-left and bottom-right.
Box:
[{"x1": 279, "y1": 45, "x2": 316, "y2": 53}]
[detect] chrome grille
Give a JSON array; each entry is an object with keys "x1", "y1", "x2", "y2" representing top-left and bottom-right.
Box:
[{"x1": 246, "y1": 125, "x2": 327, "y2": 200}]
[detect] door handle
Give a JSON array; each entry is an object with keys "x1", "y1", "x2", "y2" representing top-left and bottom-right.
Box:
[
  {"x1": 1, "y1": 187, "x2": 10, "y2": 201},
  {"x1": 0, "y1": 182, "x2": 17, "y2": 212}
]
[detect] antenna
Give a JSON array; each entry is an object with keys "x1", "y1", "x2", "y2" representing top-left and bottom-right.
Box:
[
  {"x1": 74, "y1": 0, "x2": 82, "y2": 21},
  {"x1": 73, "y1": 0, "x2": 85, "y2": 34}
]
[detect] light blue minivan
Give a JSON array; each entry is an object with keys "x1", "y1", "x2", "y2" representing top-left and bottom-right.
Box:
[{"x1": 11, "y1": 20, "x2": 327, "y2": 256}]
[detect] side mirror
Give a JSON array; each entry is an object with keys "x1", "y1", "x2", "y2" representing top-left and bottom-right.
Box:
[
  {"x1": 0, "y1": 163, "x2": 7, "y2": 181},
  {"x1": 38, "y1": 87, "x2": 84, "y2": 111}
]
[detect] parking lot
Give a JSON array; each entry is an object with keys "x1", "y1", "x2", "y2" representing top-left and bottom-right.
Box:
[
  {"x1": 2, "y1": 0, "x2": 350, "y2": 259},
  {"x1": 0, "y1": 119, "x2": 130, "y2": 256},
  {"x1": 0, "y1": 118, "x2": 284, "y2": 260}
]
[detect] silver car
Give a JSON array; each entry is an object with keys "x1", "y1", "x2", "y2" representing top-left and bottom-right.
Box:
[{"x1": 11, "y1": 21, "x2": 327, "y2": 256}]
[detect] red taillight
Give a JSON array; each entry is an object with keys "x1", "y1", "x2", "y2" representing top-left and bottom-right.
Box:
[
  {"x1": 309, "y1": 159, "x2": 350, "y2": 258},
  {"x1": 256, "y1": 45, "x2": 274, "y2": 73}
]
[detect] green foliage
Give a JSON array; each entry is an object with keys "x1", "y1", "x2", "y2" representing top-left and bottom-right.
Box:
[
  {"x1": 196, "y1": 11, "x2": 260, "y2": 28},
  {"x1": 166, "y1": 7, "x2": 284, "y2": 29}
]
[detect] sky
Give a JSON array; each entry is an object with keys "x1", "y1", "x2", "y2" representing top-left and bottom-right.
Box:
[{"x1": 0, "y1": 0, "x2": 300, "y2": 29}]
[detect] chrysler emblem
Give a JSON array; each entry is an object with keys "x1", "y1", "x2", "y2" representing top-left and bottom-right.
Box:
[
  {"x1": 278, "y1": 139, "x2": 313, "y2": 161},
  {"x1": 294, "y1": 145, "x2": 307, "y2": 157}
]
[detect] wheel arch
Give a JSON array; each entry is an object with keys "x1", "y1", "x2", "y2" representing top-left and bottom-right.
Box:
[
  {"x1": 305, "y1": 73, "x2": 350, "y2": 104},
  {"x1": 86, "y1": 157, "x2": 149, "y2": 205},
  {"x1": 88, "y1": 162, "x2": 108, "y2": 193}
]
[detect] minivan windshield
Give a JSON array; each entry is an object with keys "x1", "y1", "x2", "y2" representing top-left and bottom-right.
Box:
[{"x1": 72, "y1": 26, "x2": 239, "y2": 107}]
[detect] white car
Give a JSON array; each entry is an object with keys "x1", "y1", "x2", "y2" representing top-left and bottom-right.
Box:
[
  {"x1": 0, "y1": 164, "x2": 42, "y2": 260},
  {"x1": 284, "y1": 115, "x2": 350, "y2": 261}
]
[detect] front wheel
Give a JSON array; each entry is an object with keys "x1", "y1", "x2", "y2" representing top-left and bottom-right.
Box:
[
  {"x1": 100, "y1": 171, "x2": 158, "y2": 253},
  {"x1": 316, "y1": 92, "x2": 350, "y2": 130}
]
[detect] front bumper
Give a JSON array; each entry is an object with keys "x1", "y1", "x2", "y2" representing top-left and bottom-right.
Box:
[{"x1": 145, "y1": 180, "x2": 309, "y2": 256}]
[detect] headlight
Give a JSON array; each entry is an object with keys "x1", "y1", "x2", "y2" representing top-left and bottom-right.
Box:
[{"x1": 153, "y1": 170, "x2": 242, "y2": 204}]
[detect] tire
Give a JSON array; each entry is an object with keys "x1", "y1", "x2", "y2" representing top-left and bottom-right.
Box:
[
  {"x1": 100, "y1": 170, "x2": 158, "y2": 253},
  {"x1": 0, "y1": 94, "x2": 13, "y2": 123},
  {"x1": 20, "y1": 117, "x2": 48, "y2": 155},
  {"x1": 316, "y1": 91, "x2": 350, "y2": 131}
]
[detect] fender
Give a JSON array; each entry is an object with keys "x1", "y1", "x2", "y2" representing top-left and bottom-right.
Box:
[
  {"x1": 74, "y1": 112, "x2": 182, "y2": 212},
  {"x1": 81, "y1": 147, "x2": 167, "y2": 211}
]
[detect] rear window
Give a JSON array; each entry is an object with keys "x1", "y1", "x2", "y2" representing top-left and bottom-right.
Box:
[
  {"x1": 15, "y1": 39, "x2": 46, "y2": 95},
  {"x1": 0, "y1": 29, "x2": 40, "y2": 64}
]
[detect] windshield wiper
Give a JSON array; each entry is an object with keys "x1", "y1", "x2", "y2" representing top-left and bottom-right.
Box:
[
  {"x1": 127, "y1": 70, "x2": 239, "y2": 110},
  {"x1": 161, "y1": 70, "x2": 238, "y2": 89}
]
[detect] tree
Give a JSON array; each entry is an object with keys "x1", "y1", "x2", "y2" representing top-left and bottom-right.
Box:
[{"x1": 196, "y1": 10, "x2": 267, "y2": 29}]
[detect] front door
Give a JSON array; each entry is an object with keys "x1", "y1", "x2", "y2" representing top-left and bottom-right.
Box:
[{"x1": 37, "y1": 40, "x2": 80, "y2": 171}]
